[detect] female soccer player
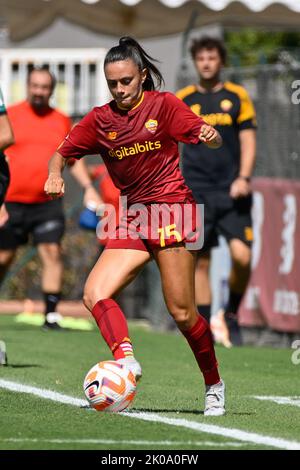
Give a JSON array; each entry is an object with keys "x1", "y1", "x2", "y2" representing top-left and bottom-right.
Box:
[{"x1": 45, "y1": 37, "x2": 225, "y2": 416}]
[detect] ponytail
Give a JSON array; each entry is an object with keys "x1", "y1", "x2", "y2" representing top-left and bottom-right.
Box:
[{"x1": 104, "y1": 36, "x2": 164, "y2": 91}]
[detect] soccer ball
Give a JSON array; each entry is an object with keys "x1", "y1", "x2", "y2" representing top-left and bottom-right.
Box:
[{"x1": 83, "y1": 360, "x2": 136, "y2": 412}]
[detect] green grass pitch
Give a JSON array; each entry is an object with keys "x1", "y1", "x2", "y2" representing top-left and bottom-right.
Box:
[{"x1": 0, "y1": 314, "x2": 299, "y2": 450}]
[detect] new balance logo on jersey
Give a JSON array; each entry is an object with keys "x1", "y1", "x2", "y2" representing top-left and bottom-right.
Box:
[
  {"x1": 108, "y1": 140, "x2": 161, "y2": 160},
  {"x1": 107, "y1": 131, "x2": 118, "y2": 140}
]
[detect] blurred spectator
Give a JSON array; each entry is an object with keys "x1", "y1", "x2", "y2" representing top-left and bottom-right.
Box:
[
  {"x1": 0, "y1": 67, "x2": 72, "y2": 330},
  {"x1": 176, "y1": 37, "x2": 256, "y2": 346}
]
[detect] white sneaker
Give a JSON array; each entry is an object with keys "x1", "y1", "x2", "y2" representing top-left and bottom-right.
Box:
[
  {"x1": 0, "y1": 340, "x2": 8, "y2": 366},
  {"x1": 117, "y1": 357, "x2": 142, "y2": 382},
  {"x1": 204, "y1": 380, "x2": 225, "y2": 416}
]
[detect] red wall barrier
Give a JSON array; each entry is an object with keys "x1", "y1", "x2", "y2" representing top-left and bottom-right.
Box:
[{"x1": 239, "y1": 177, "x2": 300, "y2": 333}]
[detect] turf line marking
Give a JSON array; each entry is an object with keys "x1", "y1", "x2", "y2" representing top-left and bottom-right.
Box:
[
  {"x1": 253, "y1": 396, "x2": 300, "y2": 408},
  {"x1": 0, "y1": 379, "x2": 86, "y2": 407},
  {"x1": 124, "y1": 411, "x2": 300, "y2": 450},
  {"x1": 1, "y1": 379, "x2": 300, "y2": 450},
  {"x1": 1, "y1": 438, "x2": 245, "y2": 447}
]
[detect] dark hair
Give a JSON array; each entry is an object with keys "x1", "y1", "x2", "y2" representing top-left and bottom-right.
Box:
[
  {"x1": 27, "y1": 66, "x2": 56, "y2": 91},
  {"x1": 104, "y1": 36, "x2": 164, "y2": 91},
  {"x1": 190, "y1": 36, "x2": 227, "y2": 64}
]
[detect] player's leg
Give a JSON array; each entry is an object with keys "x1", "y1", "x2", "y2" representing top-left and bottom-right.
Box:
[
  {"x1": 0, "y1": 248, "x2": 16, "y2": 283},
  {"x1": 193, "y1": 191, "x2": 218, "y2": 324},
  {"x1": 32, "y1": 200, "x2": 65, "y2": 329},
  {"x1": 226, "y1": 238, "x2": 251, "y2": 344},
  {"x1": 0, "y1": 202, "x2": 25, "y2": 286},
  {"x1": 195, "y1": 253, "x2": 211, "y2": 323},
  {"x1": 0, "y1": 213, "x2": 13, "y2": 367},
  {"x1": 84, "y1": 246, "x2": 151, "y2": 379},
  {"x1": 154, "y1": 245, "x2": 225, "y2": 415},
  {"x1": 219, "y1": 193, "x2": 253, "y2": 345},
  {"x1": 37, "y1": 242, "x2": 63, "y2": 328},
  {"x1": 0, "y1": 166, "x2": 12, "y2": 366}
]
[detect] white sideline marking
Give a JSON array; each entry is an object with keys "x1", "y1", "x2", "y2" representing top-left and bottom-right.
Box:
[
  {"x1": 0, "y1": 379, "x2": 87, "y2": 407},
  {"x1": 124, "y1": 412, "x2": 300, "y2": 450},
  {"x1": 254, "y1": 396, "x2": 300, "y2": 408},
  {"x1": 1, "y1": 379, "x2": 300, "y2": 450},
  {"x1": 2, "y1": 438, "x2": 245, "y2": 447}
]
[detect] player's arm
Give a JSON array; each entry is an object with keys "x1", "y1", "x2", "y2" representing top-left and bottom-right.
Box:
[
  {"x1": 44, "y1": 151, "x2": 66, "y2": 198},
  {"x1": 0, "y1": 113, "x2": 14, "y2": 151},
  {"x1": 230, "y1": 85, "x2": 257, "y2": 198},
  {"x1": 45, "y1": 109, "x2": 98, "y2": 199},
  {"x1": 70, "y1": 159, "x2": 104, "y2": 208},
  {"x1": 230, "y1": 128, "x2": 256, "y2": 199},
  {"x1": 239, "y1": 128, "x2": 256, "y2": 180}
]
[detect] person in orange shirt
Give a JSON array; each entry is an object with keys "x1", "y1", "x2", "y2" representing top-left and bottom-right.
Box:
[{"x1": 0, "y1": 67, "x2": 72, "y2": 330}]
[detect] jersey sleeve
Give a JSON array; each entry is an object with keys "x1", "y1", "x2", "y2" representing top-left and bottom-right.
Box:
[
  {"x1": 163, "y1": 92, "x2": 206, "y2": 144},
  {"x1": 58, "y1": 109, "x2": 99, "y2": 159},
  {"x1": 237, "y1": 88, "x2": 257, "y2": 130},
  {"x1": 0, "y1": 88, "x2": 7, "y2": 115}
]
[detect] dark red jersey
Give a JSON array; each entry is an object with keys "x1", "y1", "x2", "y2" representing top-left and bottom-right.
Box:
[{"x1": 59, "y1": 91, "x2": 206, "y2": 204}]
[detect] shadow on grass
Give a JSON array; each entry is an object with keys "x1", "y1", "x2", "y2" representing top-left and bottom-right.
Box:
[
  {"x1": 80, "y1": 405, "x2": 255, "y2": 416},
  {"x1": 129, "y1": 408, "x2": 255, "y2": 416},
  {"x1": 6, "y1": 364, "x2": 42, "y2": 368},
  {"x1": 129, "y1": 407, "x2": 202, "y2": 415}
]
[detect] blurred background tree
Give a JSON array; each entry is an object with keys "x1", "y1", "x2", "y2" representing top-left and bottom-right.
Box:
[{"x1": 225, "y1": 30, "x2": 300, "y2": 66}]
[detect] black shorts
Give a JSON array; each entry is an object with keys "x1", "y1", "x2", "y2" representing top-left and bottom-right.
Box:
[
  {"x1": 192, "y1": 189, "x2": 253, "y2": 252},
  {"x1": 0, "y1": 199, "x2": 65, "y2": 249},
  {"x1": 0, "y1": 155, "x2": 10, "y2": 206}
]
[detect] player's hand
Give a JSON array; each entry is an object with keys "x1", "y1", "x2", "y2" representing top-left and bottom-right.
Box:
[
  {"x1": 83, "y1": 186, "x2": 104, "y2": 210},
  {"x1": 44, "y1": 173, "x2": 65, "y2": 198},
  {"x1": 199, "y1": 125, "x2": 222, "y2": 148},
  {"x1": 230, "y1": 177, "x2": 251, "y2": 199},
  {"x1": 0, "y1": 204, "x2": 9, "y2": 227}
]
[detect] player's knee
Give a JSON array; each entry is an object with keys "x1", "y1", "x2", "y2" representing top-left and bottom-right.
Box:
[
  {"x1": 83, "y1": 288, "x2": 95, "y2": 312},
  {"x1": 0, "y1": 250, "x2": 15, "y2": 266},
  {"x1": 232, "y1": 250, "x2": 251, "y2": 269},
  {"x1": 83, "y1": 284, "x2": 106, "y2": 311},
  {"x1": 39, "y1": 244, "x2": 62, "y2": 264},
  {"x1": 169, "y1": 305, "x2": 193, "y2": 328}
]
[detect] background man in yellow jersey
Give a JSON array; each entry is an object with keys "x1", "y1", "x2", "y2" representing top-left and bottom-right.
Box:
[{"x1": 176, "y1": 37, "x2": 257, "y2": 346}]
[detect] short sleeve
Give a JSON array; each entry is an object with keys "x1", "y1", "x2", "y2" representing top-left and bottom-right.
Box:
[
  {"x1": 58, "y1": 109, "x2": 99, "y2": 159},
  {"x1": 163, "y1": 92, "x2": 206, "y2": 144},
  {"x1": 237, "y1": 88, "x2": 257, "y2": 130}
]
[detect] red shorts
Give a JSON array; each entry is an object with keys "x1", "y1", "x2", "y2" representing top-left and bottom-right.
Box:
[{"x1": 102, "y1": 197, "x2": 203, "y2": 253}]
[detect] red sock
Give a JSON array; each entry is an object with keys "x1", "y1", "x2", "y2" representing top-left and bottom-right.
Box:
[
  {"x1": 181, "y1": 315, "x2": 220, "y2": 385},
  {"x1": 92, "y1": 299, "x2": 134, "y2": 360}
]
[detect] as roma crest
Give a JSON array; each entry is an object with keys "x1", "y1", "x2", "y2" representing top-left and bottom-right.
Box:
[{"x1": 145, "y1": 119, "x2": 158, "y2": 134}]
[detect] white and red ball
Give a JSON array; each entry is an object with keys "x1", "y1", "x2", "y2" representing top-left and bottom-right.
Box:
[{"x1": 83, "y1": 360, "x2": 136, "y2": 412}]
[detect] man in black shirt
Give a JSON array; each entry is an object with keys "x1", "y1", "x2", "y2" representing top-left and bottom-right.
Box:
[{"x1": 177, "y1": 37, "x2": 256, "y2": 346}]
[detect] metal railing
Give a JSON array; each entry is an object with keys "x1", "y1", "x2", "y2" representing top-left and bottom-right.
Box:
[{"x1": 0, "y1": 48, "x2": 110, "y2": 115}]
